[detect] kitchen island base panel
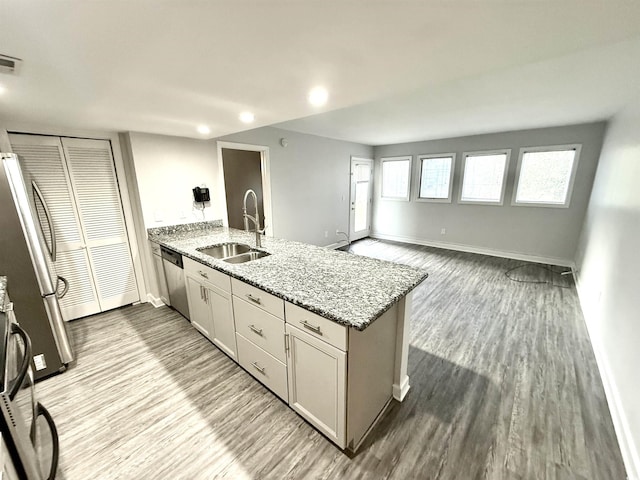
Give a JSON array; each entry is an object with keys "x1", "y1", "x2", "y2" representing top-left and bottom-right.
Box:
[
  {"x1": 393, "y1": 291, "x2": 413, "y2": 401},
  {"x1": 347, "y1": 303, "x2": 398, "y2": 450}
]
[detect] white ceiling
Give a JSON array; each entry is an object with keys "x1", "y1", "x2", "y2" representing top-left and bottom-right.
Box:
[{"x1": 1, "y1": 1, "x2": 640, "y2": 145}]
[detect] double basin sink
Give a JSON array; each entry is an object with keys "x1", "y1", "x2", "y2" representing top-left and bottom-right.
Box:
[{"x1": 197, "y1": 243, "x2": 269, "y2": 264}]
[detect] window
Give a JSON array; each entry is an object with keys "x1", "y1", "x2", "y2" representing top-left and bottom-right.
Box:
[
  {"x1": 381, "y1": 156, "x2": 411, "y2": 200},
  {"x1": 513, "y1": 145, "x2": 581, "y2": 207},
  {"x1": 460, "y1": 150, "x2": 510, "y2": 204},
  {"x1": 417, "y1": 153, "x2": 455, "y2": 202}
]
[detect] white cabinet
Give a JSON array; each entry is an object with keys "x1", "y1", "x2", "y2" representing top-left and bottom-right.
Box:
[
  {"x1": 186, "y1": 276, "x2": 214, "y2": 338},
  {"x1": 232, "y1": 279, "x2": 288, "y2": 400},
  {"x1": 285, "y1": 323, "x2": 347, "y2": 448},
  {"x1": 184, "y1": 258, "x2": 237, "y2": 360}
]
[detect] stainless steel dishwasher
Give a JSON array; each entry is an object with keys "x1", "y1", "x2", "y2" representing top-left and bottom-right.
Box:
[{"x1": 160, "y1": 246, "x2": 190, "y2": 320}]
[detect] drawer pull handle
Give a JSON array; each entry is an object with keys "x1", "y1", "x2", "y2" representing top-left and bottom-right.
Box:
[
  {"x1": 198, "y1": 271, "x2": 209, "y2": 279},
  {"x1": 249, "y1": 324, "x2": 263, "y2": 336},
  {"x1": 246, "y1": 293, "x2": 261, "y2": 305},
  {"x1": 251, "y1": 362, "x2": 265, "y2": 374},
  {"x1": 300, "y1": 320, "x2": 322, "y2": 335}
]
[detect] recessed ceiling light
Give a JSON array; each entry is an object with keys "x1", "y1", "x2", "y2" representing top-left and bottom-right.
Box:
[
  {"x1": 0, "y1": 84, "x2": 6, "y2": 95},
  {"x1": 197, "y1": 125, "x2": 210, "y2": 135},
  {"x1": 308, "y1": 86, "x2": 329, "y2": 107},
  {"x1": 239, "y1": 112, "x2": 255, "y2": 124}
]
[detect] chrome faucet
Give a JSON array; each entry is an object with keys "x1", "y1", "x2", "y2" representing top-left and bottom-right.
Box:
[{"x1": 243, "y1": 189, "x2": 264, "y2": 248}]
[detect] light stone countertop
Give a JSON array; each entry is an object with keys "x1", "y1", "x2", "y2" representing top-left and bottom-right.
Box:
[{"x1": 148, "y1": 225, "x2": 428, "y2": 331}]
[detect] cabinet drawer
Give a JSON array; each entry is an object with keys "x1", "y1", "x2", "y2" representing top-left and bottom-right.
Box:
[
  {"x1": 184, "y1": 257, "x2": 231, "y2": 293},
  {"x1": 236, "y1": 333, "x2": 288, "y2": 402},
  {"x1": 233, "y1": 296, "x2": 285, "y2": 362},
  {"x1": 231, "y1": 278, "x2": 284, "y2": 319},
  {"x1": 285, "y1": 303, "x2": 348, "y2": 351}
]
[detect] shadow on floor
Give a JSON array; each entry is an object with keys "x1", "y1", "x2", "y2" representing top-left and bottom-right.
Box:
[{"x1": 355, "y1": 345, "x2": 494, "y2": 455}]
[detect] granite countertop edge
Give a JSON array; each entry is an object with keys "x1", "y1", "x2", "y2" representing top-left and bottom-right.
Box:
[
  {"x1": 148, "y1": 226, "x2": 428, "y2": 331},
  {"x1": 0, "y1": 276, "x2": 7, "y2": 313}
]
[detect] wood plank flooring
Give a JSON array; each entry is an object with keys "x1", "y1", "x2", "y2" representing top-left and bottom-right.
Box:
[{"x1": 37, "y1": 239, "x2": 627, "y2": 479}]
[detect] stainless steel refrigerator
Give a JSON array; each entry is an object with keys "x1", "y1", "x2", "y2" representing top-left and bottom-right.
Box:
[{"x1": 0, "y1": 152, "x2": 74, "y2": 380}]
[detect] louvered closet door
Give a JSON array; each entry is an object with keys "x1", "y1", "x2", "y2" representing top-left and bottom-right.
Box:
[
  {"x1": 8, "y1": 134, "x2": 102, "y2": 319},
  {"x1": 61, "y1": 138, "x2": 139, "y2": 311}
]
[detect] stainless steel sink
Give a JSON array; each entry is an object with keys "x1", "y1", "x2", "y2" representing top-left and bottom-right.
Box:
[
  {"x1": 197, "y1": 242, "x2": 270, "y2": 264},
  {"x1": 198, "y1": 243, "x2": 251, "y2": 259},
  {"x1": 223, "y1": 251, "x2": 270, "y2": 264}
]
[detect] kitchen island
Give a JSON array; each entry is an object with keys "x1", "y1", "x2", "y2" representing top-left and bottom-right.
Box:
[{"x1": 148, "y1": 222, "x2": 428, "y2": 451}]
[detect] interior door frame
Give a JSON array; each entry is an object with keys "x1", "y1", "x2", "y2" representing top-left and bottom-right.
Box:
[
  {"x1": 349, "y1": 156, "x2": 374, "y2": 241},
  {"x1": 216, "y1": 141, "x2": 274, "y2": 237}
]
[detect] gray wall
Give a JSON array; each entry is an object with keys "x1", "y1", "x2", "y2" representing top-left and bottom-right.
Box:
[
  {"x1": 574, "y1": 100, "x2": 640, "y2": 478},
  {"x1": 222, "y1": 148, "x2": 264, "y2": 230},
  {"x1": 372, "y1": 122, "x2": 606, "y2": 264},
  {"x1": 216, "y1": 126, "x2": 373, "y2": 246}
]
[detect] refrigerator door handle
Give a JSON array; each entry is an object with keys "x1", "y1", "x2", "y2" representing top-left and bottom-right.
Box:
[
  {"x1": 35, "y1": 402, "x2": 59, "y2": 480},
  {"x1": 7, "y1": 323, "x2": 33, "y2": 400},
  {"x1": 56, "y1": 276, "x2": 69, "y2": 299},
  {"x1": 32, "y1": 180, "x2": 56, "y2": 262}
]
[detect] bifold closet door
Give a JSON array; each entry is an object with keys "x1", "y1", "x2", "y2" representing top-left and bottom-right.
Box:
[
  {"x1": 8, "y1": 134, "x2": 102, "y2": 319},
  {"x1": 61, "y1": 138, "x2": 139, "y2": 311}
]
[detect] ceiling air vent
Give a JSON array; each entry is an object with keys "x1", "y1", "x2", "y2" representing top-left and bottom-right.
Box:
[{"x1": 0, "y1": 54, "x2": 22, "y2": 74}]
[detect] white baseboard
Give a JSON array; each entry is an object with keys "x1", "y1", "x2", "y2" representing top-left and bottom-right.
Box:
[
  {"x1": 371, "y1": 231, "x2": 574, "y2": 267},
  {"x1": 146, "y1": 293, "x2": 164, "y2": 308},
  {"x1": 574, "y1": 274, "x2": 640, "y2": 480},
  {"x1": 393, "y1": 376, "x2": 410, "y2": 401}
]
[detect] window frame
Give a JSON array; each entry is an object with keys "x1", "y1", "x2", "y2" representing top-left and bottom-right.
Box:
[
  {"x1": 458, "y1": 149, "x2": 511, "y2": 206},
  {"x1": 415, "y1": 153, "x2": 456, "y2": 203},
  {"x1": 511, "y1": 144, "x2": 582, "y2": 209},
  {"x1": 380, "y1": 155, "x2": 412, "y2": 201}
]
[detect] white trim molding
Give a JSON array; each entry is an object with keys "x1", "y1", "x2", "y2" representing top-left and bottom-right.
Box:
[
  {"x1": 415, "y1": 152, "x2": 456, "y2": 203},
  {"x1": 216, "y1": 141, "x2": 274, "y2": 237},
  {"x1": 371, "y1": 231, "x2": 575, "y2": 267},
  {"x1": 146, "y1": 293, "x2": 164, "y2": 308},
  {"x1": 380, "y1": 155, "x2": 412, "y2": 201},
  {"x1": 574, "y1": 273, "x2": 640, "y2": 480},
  {"x1": 511, "y1": 144, "x2": 582, "y2": 209},
  {"x1": 459, "y1": 149, "x2": 511, "y2": 206}
]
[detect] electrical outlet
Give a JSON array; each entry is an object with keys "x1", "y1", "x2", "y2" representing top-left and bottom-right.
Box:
[
  {"x1": 441, "y1": 228, "x2": 446, "y2": 235},
  {"x1": 324, "y1": 230, "x2": 328, "y2": 238},
  {"x1": 33, "y1": 354, "x2": 47, "y2": 371}
]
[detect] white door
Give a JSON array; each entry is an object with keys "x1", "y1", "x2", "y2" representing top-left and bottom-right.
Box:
[
  {"x1": 349, "y1": 157, "x2": 373, "y2": 241},
  {"x1": 286, "y1": 323, "x2": 346, "y2": 448},
  {"x1": 9, "y1": 134, "x2": 139, "y2": 319},
  {"x1": 9, "y1": 134, "x2": 101, "y2": 319},
  {"x1": 61, "y1": 137, "x2": 139, "y2": 311}
]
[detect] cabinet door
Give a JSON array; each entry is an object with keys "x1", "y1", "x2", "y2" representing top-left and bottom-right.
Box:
[
  {"x1": 209, "y1": 285, "x2": 237, "y2": 359},
  {"x1": 286, "y1": 323, "x2": 347, "y2": 448},
  {"x1": 185, "y1": 276, "x2": 214, "y2": 339}
]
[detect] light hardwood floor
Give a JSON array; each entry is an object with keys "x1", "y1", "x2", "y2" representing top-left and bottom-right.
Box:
[{"x1": 37, "y1": 239, "x2": 627, "y2": 479}]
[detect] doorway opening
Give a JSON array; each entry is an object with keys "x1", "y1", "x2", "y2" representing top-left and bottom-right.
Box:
[
  {"x1": 349, "y1": 157, "x2": 373, "y2": 242},
  {"x1": 216, "y1": 142, "x2": 273, "y2": 236}
]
